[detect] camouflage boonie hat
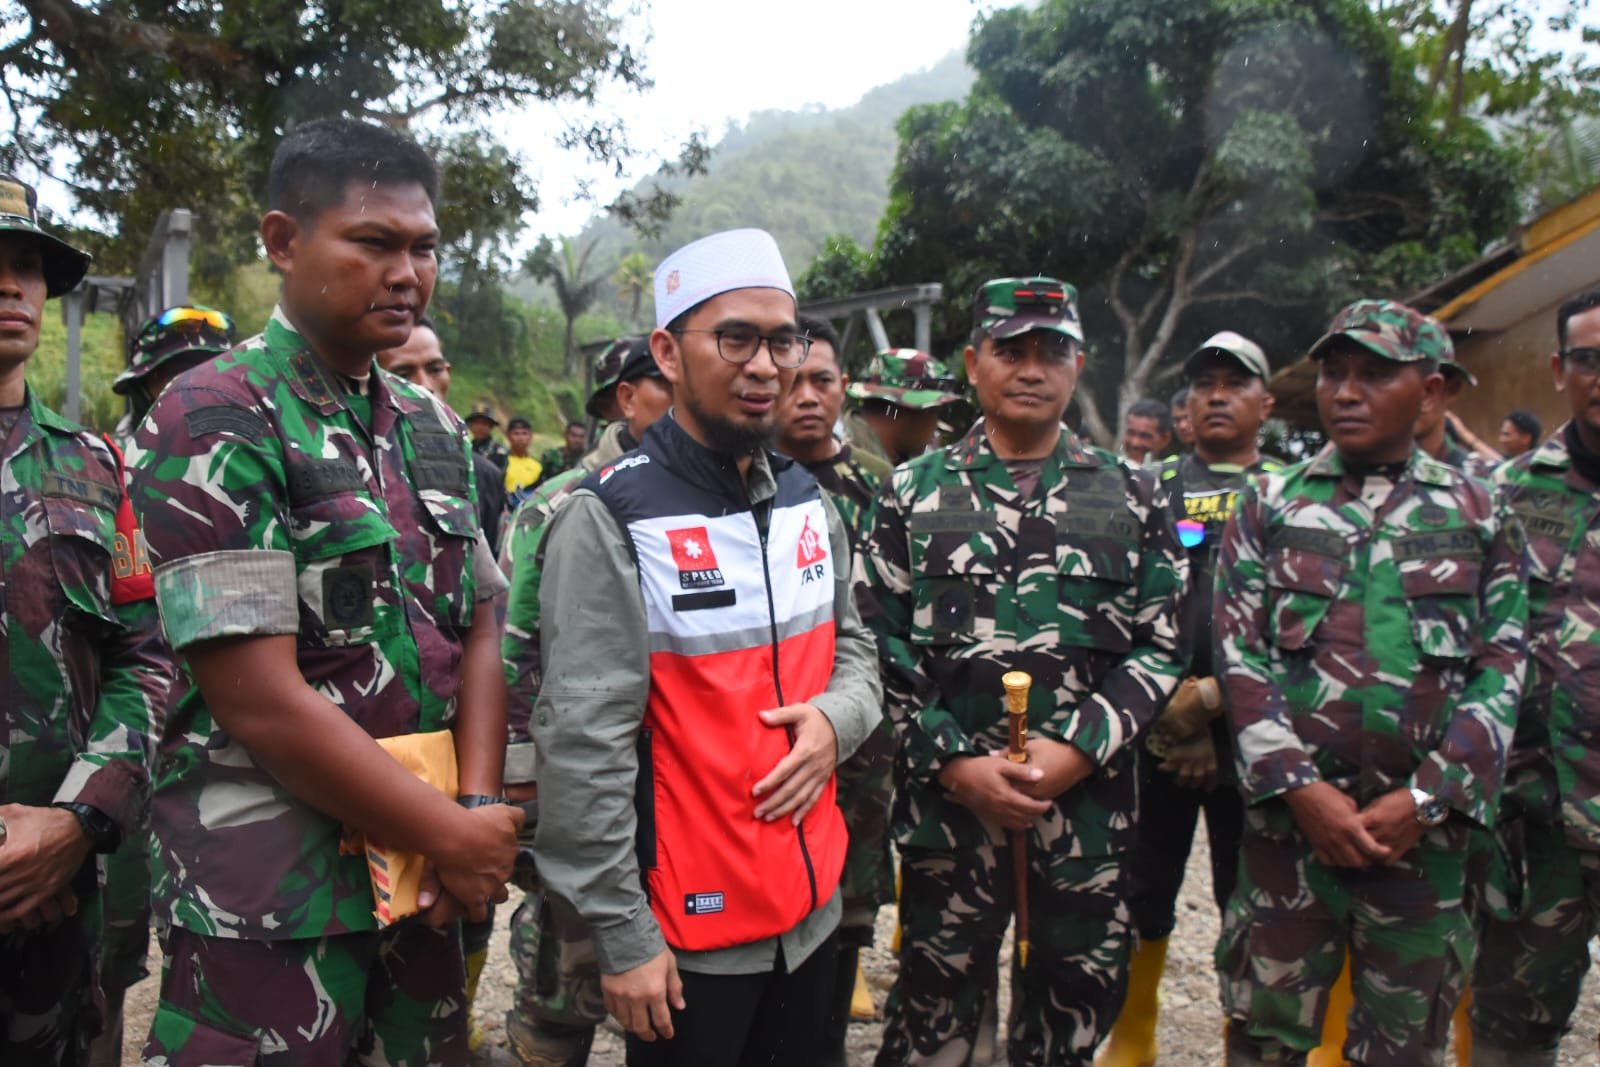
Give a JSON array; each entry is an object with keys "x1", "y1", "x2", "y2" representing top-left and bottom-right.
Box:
[
  {"x1": 1309, "y1": 299, "x2": 1455, "y2": 367},
  {"x1": 466, "y1": 399, "x2": 499, "y2": 426},
  {"x1": 846, "y1": 349, "x2": 962, "y2": 410},
  {"x1": 0, "y1": 173, "x2": 91, "y2": 297},
  {"x1": 972, "y1": 276, "x2": 1084, "y2": 342},
  {"x1": 114, "y1": 305, "x2": 236, "y2": 395},
  {"x1": 585, "y1": 336, "x2": 646, "y2": 418}
]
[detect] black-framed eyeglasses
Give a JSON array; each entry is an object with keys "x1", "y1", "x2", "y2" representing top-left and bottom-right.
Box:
[
  {"x1": 1561, "y1": 347, "x2": 1600, "y2": 375},
  {"x1": 672, "y1": 327, "x2": 813, "y2": 368}
]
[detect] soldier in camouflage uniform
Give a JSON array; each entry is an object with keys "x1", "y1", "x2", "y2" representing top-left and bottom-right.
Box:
[
  {"x1": 1213, "y1": 299, "x2": 1528, "y2": 1067},
  {"x1": 127, "y1": 118, "x2": 521, "y2": 1066},
  {"x1": 380, "y1": 316, "x2": 505, "y2": 557},
  {"x1": 1412, "y1": 342, "x2": 1496, "y2": 480},
  {"x1": 94, "y1": 304, "x2": 238, "y2": 1067},
  {"x1": 498, "y1": 336, "x2": 672, "y2": 1067},
  {"x1": 1468, "y1": 288, "x2": 1600, "y2": 1067},
  {"x1": 857, "y1": 277, "x2": 1187, "y2": 1066},
  {"x1": 777, "y1": 315, "x2": 896, "y2": 1066},
  {"x1": 1100, "y1": 332, "x2": 1283, "y2": 1067},
  {"x1": 845, "y1": 348, "x2": 964, "y2": 465},
  {"x1": 111, "y1": 304, "x2": 237, "y2": 447},
  {"x1": 0, "y1": 174, "x2": 172, "y2": 1064}
]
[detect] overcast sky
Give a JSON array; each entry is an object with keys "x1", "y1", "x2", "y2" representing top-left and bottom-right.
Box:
[{"x1": 498, "y1": 0, "x2": 993, "y2": 237}]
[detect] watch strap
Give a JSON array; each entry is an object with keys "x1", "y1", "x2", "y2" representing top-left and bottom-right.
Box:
[{"x1": 52, "y1": 802, "x2": 121, "y2": 853}]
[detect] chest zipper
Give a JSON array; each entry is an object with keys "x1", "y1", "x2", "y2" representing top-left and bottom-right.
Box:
[{"x1": 752, "y1": 496, "x2": 819, "y2": 911}]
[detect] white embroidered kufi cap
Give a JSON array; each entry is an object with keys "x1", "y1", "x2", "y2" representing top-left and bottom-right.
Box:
[{"x1": 654, "y1": 228, "x2": 795, "y2": 329}]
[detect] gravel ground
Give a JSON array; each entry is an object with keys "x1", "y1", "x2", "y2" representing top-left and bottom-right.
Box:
[{"x1": 122, "y1": 828, "x2": 1599, "y2": 1064}]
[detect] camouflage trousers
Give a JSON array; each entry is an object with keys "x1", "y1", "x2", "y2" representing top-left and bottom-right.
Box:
[
  {"x1": 508, "y1": 887, "x2": 605, "y2": 1033},
  {"x1": 877, "y1": 840, "x2": 1131, "y2": 1067},
  {"x1": 1470, "y1": 819, "x2": 1600, "y2": 1053},
  {"x1": 101, "y1": 821, "x2": 154, "y2": 992},
  {"x1": 143, "y1": 921, "x2": 468, "y2": 1066},
  {"x1": 0, "y1": 890, "x2": 102, "y2": 1066},
  {"x1": 838, "y1": 717, "x2": 896, "y2": 943},
  {"x1": 1217, "y1": 811, "x2": 1474, "y2": 1066}
]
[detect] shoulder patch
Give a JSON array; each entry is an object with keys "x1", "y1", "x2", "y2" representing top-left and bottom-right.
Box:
[{"x1": 185, "y1": 405, "x2": 270, "y2": 441}]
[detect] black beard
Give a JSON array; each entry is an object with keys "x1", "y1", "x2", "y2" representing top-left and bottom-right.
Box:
[{"x1": 690, "y1": 403, "x2": 774, "y2": 457}]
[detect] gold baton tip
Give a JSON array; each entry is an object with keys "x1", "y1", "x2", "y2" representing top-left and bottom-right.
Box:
[{"x1": 1003, "y1": 671, "x2": 1032, "y2": 716}]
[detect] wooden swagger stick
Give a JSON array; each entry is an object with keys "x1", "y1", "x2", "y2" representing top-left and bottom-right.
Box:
[{"x1": 1002, "y1": 670, "x2": 1032, "y2": 970}]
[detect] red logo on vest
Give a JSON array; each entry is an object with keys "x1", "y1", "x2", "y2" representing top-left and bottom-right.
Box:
[
  {"x1": 667, "y1": 526, "x2": 725, "y2": 590},
  {"x1": 796, "y1": 515, "x2": 827, "y2": 568}
]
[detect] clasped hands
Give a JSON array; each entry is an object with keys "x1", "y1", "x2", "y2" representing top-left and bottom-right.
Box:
[{"x1": 937, "y1": 737, "x2": 1093, "y2": 830}]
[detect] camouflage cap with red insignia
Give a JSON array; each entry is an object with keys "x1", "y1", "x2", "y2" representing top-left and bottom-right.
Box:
[{"x1": 972, "y1": 276, "x2": 1083, "y2": 342}]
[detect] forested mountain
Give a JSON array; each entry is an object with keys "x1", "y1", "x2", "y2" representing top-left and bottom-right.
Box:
[{"x1": 512, "y1": 51, "x2": 973, "y2": 309}]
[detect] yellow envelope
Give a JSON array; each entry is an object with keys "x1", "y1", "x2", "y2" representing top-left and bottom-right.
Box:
[{"x1": 341, "y1": 730, "x2": 460, "y2": 927}]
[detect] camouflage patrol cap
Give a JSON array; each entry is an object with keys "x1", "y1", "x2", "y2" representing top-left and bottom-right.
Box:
[
  {"x1": 1309, "y1": 299, "x2": 1454, "y2": 368},
  {"x1": 1435, "y1": 342, "x2": 1478, "y2": 387},
  {"x1": 0, "y1": 173, "x2": 91, "y2": 297},
  {"x1": 114, "y1": 305, "x2": 236, "y2": 395},
  {"x1": 972, "y1": 277, "x2": 1084, "y2": 342},
  {"x1": 586, "y1": 336, "x2": 649, "y2": 417},
  {"x1": 846, "y1": 348, "x2": 962, "y2": 410},
  {"x1": 466, "y1": 400, "x2": 499, "y2": 427}
]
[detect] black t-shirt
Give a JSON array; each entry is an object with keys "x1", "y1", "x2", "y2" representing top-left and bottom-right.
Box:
[
  {"x1": 1566, "y1": 421, "x2": 1600, "y2": 487},
  {"x1": 1161, "y1": 452, "x2": 1279, "y2": 679}
]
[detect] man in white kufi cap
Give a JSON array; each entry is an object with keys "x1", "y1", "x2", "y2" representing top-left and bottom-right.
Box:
[{"x1": 531, "y1": 229, "x2": 883, "y2": 1065}]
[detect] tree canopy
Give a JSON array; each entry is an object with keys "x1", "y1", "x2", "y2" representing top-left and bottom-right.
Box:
[
  {"x1": 847, "y1": 0, "x2": 1523, "y2": 444},
  {"x1": 2, "y1": 0, "x2": 701, "y2": 281}
]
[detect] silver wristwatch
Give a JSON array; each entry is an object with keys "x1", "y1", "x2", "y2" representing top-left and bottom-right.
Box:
[{"x1": 1409, "y1": 787, "x2": 1450, "y2": 827}]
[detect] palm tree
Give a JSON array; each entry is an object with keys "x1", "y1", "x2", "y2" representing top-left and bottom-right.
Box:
[
  {"x1": 525, "y1": 236, "x2": 608, "y2": 376},
  {"x1": 614, "y1": 251, "x2": 653, "y2": 329}
]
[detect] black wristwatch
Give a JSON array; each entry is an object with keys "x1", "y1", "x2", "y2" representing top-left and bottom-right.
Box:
[
  {"x1": 52, "y1": 802, "x2": 121, "y2": 853},
  {"x1": 457, "y1": 794, "x2": 510, "y2": 810}
]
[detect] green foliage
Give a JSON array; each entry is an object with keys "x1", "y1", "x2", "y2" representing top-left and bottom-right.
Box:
[
  {"x1": 868, "y1": 0, "x2": 1522, "y2": 443},
  {"x1": 567, "y1": 51, "x2": 976, "y2": 302},
  {"x1": 3, "y1": 0, "x2": 670, "y2": 283},
  {"x1": 795, "y1": 235, "x2": 876, "y2": 302},
  {"x1": 27, "y1": 311, "x2": 127, "y2": 433}
]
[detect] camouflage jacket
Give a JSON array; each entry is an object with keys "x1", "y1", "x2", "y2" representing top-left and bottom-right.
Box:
[
  {"x1": 499, "y1": 421, "x2": 633, "y2": 783},
  {"x1": 1493, "y1": 426, "x2": 1600, "y2": 849},
  {"x1": 1215, "y1": 445, "x2": 1528, "y2": 831},
  {"x1": 855, "y1": 420, "x2": 1188, "y2": 853},
  {"x1": 843, "y1": 410, "x2": 890, "y2": 464},
  {"x1": 1440, "y1": 440, "x2": 1496, "y2": 482},
  {"x1": 799, "y1": 441, "x2": 897, "y2": 916},
  {"x1": 128, "y1": 307, "x2": 507, "y2": 940},
  {"x1": 2, "y1": 387, "x2": 169, "y2": 839},
  {"x1": 801, "y1": 441, "x2": 893, "y2": 548}
]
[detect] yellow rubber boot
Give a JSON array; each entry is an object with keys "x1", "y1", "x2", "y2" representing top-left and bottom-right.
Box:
[
  {"x1": 464, "y1": 945, "x2": 489, "y2": 1052},
  {"x1": 1308, "y1": 952, "x2": 1352, "y2": 1067},
  {"x1": 1453, "y1": 988, "x2": 1472, "y2": 1065},
  {"x1": 851, "y1": 960, "x2": 876, "y2": 1020},
  {"x1": 1096, "y1": 936, "x2": 1168, "y2": 1067}
]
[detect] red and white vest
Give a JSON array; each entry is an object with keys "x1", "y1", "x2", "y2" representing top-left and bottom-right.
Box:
[{"x1": 589, "y1": 418, "x2": 848, "y2": 951}]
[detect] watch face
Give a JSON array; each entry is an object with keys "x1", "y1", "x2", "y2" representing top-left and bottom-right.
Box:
[{"x1": 1421, "y1": 799, "x2": 1450, "y2": 826}]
